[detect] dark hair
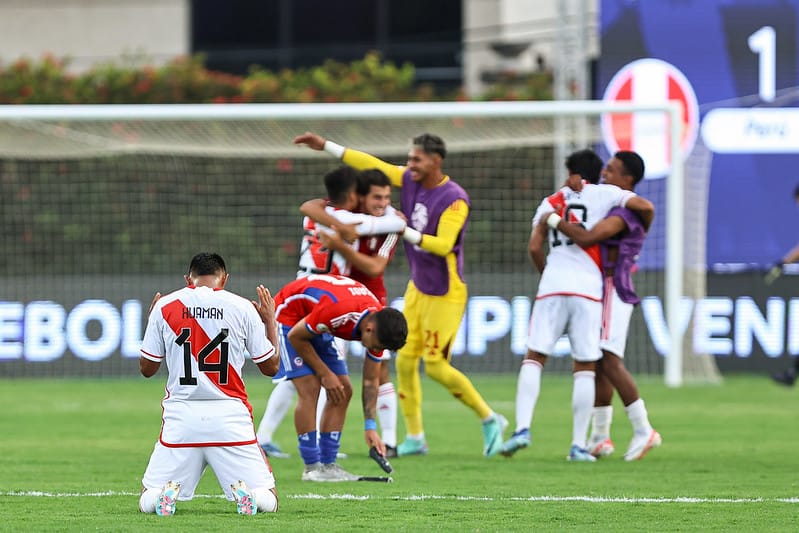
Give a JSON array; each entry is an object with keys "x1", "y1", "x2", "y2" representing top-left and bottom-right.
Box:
[
  {"x1": 565, "y1": 149, "x2": 603, "y2": 184},
  {"x1": 412, "y1": 133, "x2": 447, "y2": 159},
  {"x1": 188, "y1": 252, "x2": 226, "y2": 277},
  {"x1": 324, "y1": 166, "x2": 359, "y2": 204},
  {"x1": 794, "y1": 184, "x2": 799, "y2": 198},
  {"x1": 614, "y1": 151, "x2": 645, "y2": 185},
  {"x1": 357, "y1": 169, "x2": 392, "y2": 196},
  {"x1": 373, "y1": 307, "x2": 408, "y2": 351}
]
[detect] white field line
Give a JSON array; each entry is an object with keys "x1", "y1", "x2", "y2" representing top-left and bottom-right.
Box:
[{"x1": 1, "y1": 491, "x2": 797, "y2": 504}]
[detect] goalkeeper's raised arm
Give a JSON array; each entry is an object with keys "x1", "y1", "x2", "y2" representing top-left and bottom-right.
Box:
[{"x1": 294, "y1": 131, "x2": 405, "y2": 188}]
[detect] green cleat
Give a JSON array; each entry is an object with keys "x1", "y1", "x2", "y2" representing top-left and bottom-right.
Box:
[{"x1": 397, "y1": 436, "x2": 429, "y2": 456}]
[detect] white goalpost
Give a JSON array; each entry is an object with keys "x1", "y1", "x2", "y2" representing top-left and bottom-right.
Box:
[{"x1": 0, "y1": 101, "x2": 716, "y2": 386}]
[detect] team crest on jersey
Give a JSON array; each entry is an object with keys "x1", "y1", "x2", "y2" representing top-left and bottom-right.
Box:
[
  {"x1": 411, "y1": 203, "x2": 428, "y2": 231},
  {"x1": 294, "y1": 356, "x2": 303, "y2": 367}
]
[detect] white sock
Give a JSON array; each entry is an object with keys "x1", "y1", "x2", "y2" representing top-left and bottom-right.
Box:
[
  {"x1": 572, "y1": 370, "x2": 596, "y2": 449},
  {"x1": 377, "y1": 382, "x2": 398, "y2": 447},
  {"x1": 138, "y1": 487, "x2": 159, "y2": 513},
  {"x1": 590, "y1": 405, "x2": 613, "y2": 442},
  {"x1": 253, "y1": 488, "x2": 278, "y2": 513},
  {"x1": 625, "y1": 398, "x2": 653, "y2": 437},
  {"x1": 256, "y1": 380, "x2": 296, "y2": 444},
  {"x1": 514, "y1": 359, "x2": 543, "y2": 433}
]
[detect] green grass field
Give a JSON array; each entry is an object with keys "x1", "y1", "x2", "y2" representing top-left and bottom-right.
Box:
[{"x1": 1, "y1": 373, "x2": 797, "y2": 531}]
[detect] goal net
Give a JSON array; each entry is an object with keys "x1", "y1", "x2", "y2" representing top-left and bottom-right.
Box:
[{"x1": 0, "y1": 102, "x2": 720, "y2": 385}]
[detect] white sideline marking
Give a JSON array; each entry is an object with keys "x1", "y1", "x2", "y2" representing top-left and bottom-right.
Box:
[{"x1": 1, "y1": 491, "x2": 797, "y2": 504}]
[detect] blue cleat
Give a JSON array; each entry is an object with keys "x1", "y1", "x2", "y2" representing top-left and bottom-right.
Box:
[
  {"x1": 260, "y1": 441, "x2": 290, "y2": 459},
  {"x1": 397, "y1": 436, "x2": 429, "y2": 456},
  {"x1": 567, "y1": 444, "x2": 597, "y2": 462},
  {"x1": 500, "y1": 428, "x2": 531, "y2": 457},
  {"x1": 482, "y1": 413, "x2": 508, "y2": 457}
]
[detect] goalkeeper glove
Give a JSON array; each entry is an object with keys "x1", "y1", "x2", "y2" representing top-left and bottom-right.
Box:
[{"x1": 764, "y1": 262, "x2": 784, "y2": 285}]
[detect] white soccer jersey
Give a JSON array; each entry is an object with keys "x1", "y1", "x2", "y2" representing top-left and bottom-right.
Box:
[
  {"x1": 297, "y1": 205, "x2": 405, "y2": 277},
  {"x1": 533, "y1": 183, "x2": 636, "y2": 301},
  {"x1": 140, "y1": 285, "x2": 275, "y2": 446}
]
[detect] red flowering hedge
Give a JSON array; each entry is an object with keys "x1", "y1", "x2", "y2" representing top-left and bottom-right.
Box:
[{"x1": 0, "y1": 52, "x2": 551, "y2": 104}]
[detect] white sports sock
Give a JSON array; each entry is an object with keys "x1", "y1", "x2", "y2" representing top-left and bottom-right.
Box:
[
  {"x1": 377, "y1": 382, "x2": 398, "y2": 447},
  {"x1": 138, "y1": 487, "x2": 159, "y2": 513},
  {"x1": 514, "y1": 359, "x2": 543, "y2": 433},
  {"x1": 572, "y1": 370, "x2": 596, "y2": 449},
  {"x1": 253, "y1": 488, "x2": 278, "y2": 513},
  {"x1": 625, "y1": 398, "x2": 653, "y2": 436},
  {"x1": 256, "y1": 380, "x2": 296, "y2": 444},
  {"x1": 590, "y1": 405, "x2": 613, "y2": 441}
]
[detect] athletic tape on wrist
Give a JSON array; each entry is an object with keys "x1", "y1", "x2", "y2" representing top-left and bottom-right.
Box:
[
  {"x1": 323, "y1": 140, "x2": 345, "y2": 158},
  {"x1": 364, "y1": 419, "x2": 377, "y2": 431},
  {"x1": 402, "y1": 227, "x2": 422, "y2": 245},
  {"x1": 546, "y1": 213, "x2": 562, "y2": 229}
]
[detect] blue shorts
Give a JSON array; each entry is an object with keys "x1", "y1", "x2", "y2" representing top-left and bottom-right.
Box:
[{"x1": 276, "y1": 324, "x2": 348, "y2": 381}]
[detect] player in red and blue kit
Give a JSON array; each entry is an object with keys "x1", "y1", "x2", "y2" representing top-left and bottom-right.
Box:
[
  {"x1": 273, "y1": 274, "x2": 407, "y2": 481},
  {"x1": 537, "y1": 151, "x2": 661, "y2": 462}
]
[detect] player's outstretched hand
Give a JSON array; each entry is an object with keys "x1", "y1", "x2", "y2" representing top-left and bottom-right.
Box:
[
  {"x1": 764, "y1": 262, "x2": 783, "y2": 285},
  {"x1": 293, "y1": 131, "x2": 326, "y2": 151},
  {"x1": 252, "y1": 285, "x2": 276, "y2": 323}
]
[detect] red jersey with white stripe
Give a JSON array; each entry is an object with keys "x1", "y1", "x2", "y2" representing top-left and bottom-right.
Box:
[
  {"x1": 275, "y1": 274, "x2": 384, "y2": 358},
  {"x1": 533, "y1": 183, "x2": 636, "y2": 301},
  {"x1": 140, "y1": 285, "x2": 275, "y2": 446},
  {"x1": 349, "y1": 232, "x2": 400, "y2": 305}
]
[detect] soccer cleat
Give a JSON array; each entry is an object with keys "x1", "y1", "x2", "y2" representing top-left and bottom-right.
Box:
[
  {"x1": 260, "y1": 441, "x2": 290, "y2": 459},
  {"x1": 500, "y1": 428, "x2": 531, "y2": 457},
  {"x1": 320, "y1": 463, "x2": 360, "y2": 481},
  {"x1": 482, "y1": 413, "x2": 509, "y2": 457},
  {"x1": 384, "y1": 445, "x2": 398, "y2": 458},
  {"x1": 567, "y1": 444, "x2": 597, "y2": 462},
  {"x1": 230, "y1": 480, "x2": 257, "y2": 515},
  {"x1": 623, "y1": 430, "x2": 662, "y2": 461},
  {"x1": 588, "y1": 437, "x2": 615, "y2": 458},
  {"x1": 301, "y1": 462, "x2": 327, "y2": 482},
  {"x1": 770, "y1": 370, "x2": 796, "y2": 387},
  {"x1": 397, "y1": 436, "x2": 429, "y2": 456},
  {"x1": 155, "y1": 480, "x2": 181, "y2": 516}
]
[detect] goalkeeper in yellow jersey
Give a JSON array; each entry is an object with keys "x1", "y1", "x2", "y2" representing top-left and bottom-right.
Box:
[{"x1": 294, "y1": 131, "x2": 508, "y2": 457}]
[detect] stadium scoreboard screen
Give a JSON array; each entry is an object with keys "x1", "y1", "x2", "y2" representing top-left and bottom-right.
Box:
[{"x1": 597, "y1": 0, "x2": 799, "y2": 269}]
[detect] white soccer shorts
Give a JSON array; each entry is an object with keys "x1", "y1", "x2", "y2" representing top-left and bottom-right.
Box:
[
  {"x1": 141, "y1": 441, "x2": 276, "y2": 501},
  {"x1": 599, "y1": 283, "x2": 634, "y2": 359},
  {"x1": 526, "y1": 294, "x2": 602, "y2": 362}
]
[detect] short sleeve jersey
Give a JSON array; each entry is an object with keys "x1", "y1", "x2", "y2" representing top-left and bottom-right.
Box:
[
  {"x1": 349, "y1": 232, "x2": 400, "y2": 305},
  {"x1": 533, "y1": 183, "x2": 636, "y2": 301},
  {"x1": 140, "y1": 285, "x2": 275, "y2": 446},
  {"x1": 274, "y1": 274, "x2": 384, "y2": 358}
]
